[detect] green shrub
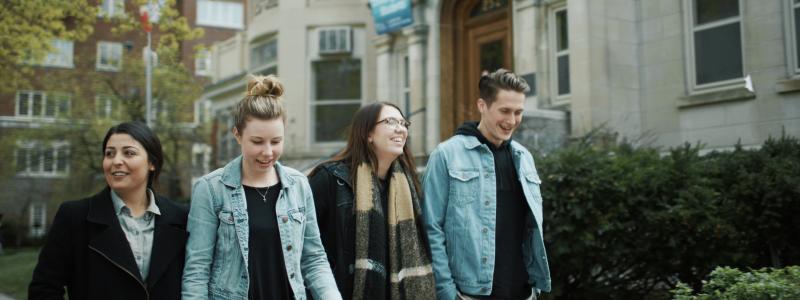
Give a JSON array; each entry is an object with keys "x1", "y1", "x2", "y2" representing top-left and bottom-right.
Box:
[
  {"x1": 672, "y1": 266, "x2": 800, "y2": 300},
  {"x1": 536, "y1": 134, "x2": 800, "y2": 299}
]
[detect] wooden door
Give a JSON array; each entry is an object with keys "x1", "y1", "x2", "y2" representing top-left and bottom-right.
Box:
[{"x1": 442, "y1": 0, "x2": 512, "y2": 138}]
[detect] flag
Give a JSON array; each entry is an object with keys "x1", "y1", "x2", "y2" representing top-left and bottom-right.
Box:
[{"x1": 139, "y1": 6, "x2": 152, "y2": 32}]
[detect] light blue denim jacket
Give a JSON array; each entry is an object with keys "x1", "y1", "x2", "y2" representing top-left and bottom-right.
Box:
[
  {"x1": 422, "y1": 135, "x2": 551, "y2": 300},
  {"x1": 182, "y1": 156, "x2": 342, "y2": 300}
]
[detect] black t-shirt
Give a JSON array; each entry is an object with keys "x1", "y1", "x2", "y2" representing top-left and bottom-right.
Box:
[{"x1": 243, "y1": 182, "x2": 294, "y2": 300}]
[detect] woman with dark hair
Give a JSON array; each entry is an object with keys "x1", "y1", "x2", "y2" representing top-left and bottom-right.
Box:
[
  {"x1": 182, "y1": 75, "x2": 340, "y2": 300},
  {"x1": 309, "y1": 102, "x2": 436, "y2": 300},
  {"x1": 29, "y1": 121, "x2": 189, "y2": 300}
]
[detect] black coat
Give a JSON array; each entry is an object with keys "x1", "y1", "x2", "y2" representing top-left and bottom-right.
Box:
[
  {"x1": 308, "y1": 161, "x2": 356, "y2": 299},
  {"x1": 29, "y1": 187, "x2": 189, "y2": 300}
]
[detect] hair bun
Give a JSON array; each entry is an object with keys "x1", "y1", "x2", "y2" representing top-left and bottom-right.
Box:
[{"x1": 247, "y1": 75, "x2": 284, "y2": 98}]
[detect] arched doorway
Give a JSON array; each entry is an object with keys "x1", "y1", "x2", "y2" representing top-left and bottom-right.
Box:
[{"x1": 440, "y1": 0, "x2": 513, "y2": 139}]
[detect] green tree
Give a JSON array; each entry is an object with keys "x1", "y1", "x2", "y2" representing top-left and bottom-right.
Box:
[
  {"x1": 672, "y1": 266, "x2": 800, "y2": 300},
  {"x1": 0, "y1": 0, "x2": 96, "y2": 93}
]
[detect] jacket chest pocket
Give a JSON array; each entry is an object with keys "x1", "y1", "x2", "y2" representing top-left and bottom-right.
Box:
[
  {"x1": 523, "y1": 172, "x2": 543, "y2": 204},
  {"x1": 448, "y1": 169, "x2": 480, "y2": 205}
]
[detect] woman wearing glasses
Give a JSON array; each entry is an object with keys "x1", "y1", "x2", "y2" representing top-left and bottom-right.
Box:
[{"x1": 308, "y1": 102, "x2": 436, "y2": 299}]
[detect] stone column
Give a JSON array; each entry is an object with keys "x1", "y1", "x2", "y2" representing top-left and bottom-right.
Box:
[
  {"x1": 403, "y1": 24, "x2": 429, "y2": 156},
  {"x1": 372, "y1": 35, "x2": 394, "y2": 102}
]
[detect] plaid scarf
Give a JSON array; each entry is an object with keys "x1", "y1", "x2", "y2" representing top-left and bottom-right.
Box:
[{"x1": 352, "y1": 162, "x2": 436, "y2": 300}]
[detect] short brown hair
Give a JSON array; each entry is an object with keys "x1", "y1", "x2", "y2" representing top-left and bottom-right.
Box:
[
  {"x1": 478, "y1": 68, "x2": 529, "y2": 106},
  {"x1": 234, "y1": 74, "x2": 286, "y2": 133}
]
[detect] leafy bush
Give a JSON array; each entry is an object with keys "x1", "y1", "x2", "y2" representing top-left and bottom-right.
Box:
[
  {"x1": 672, "y1": 266, "x2": 800, "y2": 300},
  {"x1": 536, "y1": 134, "x2": 800, "y2": 299}
]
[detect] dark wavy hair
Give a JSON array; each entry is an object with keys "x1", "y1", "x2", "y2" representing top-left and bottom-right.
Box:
[
  {"x1": 102, "y1": 121, "x2": 164, "y2": 188},
  {"x1": 313, "y1": 102, "x2": 421, "y2": 193}
]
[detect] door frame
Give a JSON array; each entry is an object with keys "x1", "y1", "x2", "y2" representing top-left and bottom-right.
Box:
[{"x1": 440, "y1": 0, "x2": 513, "y2": 140}]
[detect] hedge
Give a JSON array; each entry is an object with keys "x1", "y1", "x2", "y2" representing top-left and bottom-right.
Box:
[{"x1": 536, "y1": 134, "x2": 800, "y2": 299}]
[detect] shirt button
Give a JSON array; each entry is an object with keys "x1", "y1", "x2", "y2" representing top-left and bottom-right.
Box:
[{"x1": 282, "y1": 216, "x2": 289, "y2": 223}]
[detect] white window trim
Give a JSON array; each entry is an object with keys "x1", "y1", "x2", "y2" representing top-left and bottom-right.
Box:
[
  {"x1": 42, "y1": 39, "x2": 74, "y2": 68},
  {"x1": 14, "y1": 91, "x2": 71, "y2": 120},
  {"x1": 96, "y1": 41, "x2": 123, "y2": 71},
  {"x1": 682, "y1": 0, "x2": 746, "y2": 94},
  {"x1": 308, "y1": 59, "x2": 364, "y2": 147},
  {"x1": 96, "y1": 95, "x2": 115, "y2": 119},
  {"x1": 29, "y1": 202, "x2": 47, "y2": 238},
  {"x1": 249, "y1": 37, "x2": 278, "y2": 73},
  {"x1": 15, "y1": 141, "x2": 70, "y2": 178},
  {"x1": 784, "y1": 0, "x2": 800, "y2": 78},
  {"x1": 549, "y1": 4, "x2": 570, "y2": 105},
  {"x1": 98, "y1": 0, "x2": 126, "y2": 18},
  {"x1": 195, "y1": 49, "x2": 213, "y2": 76},
  {"x1": 196, "y1": 0, "x2": 244, "y2": 30}
]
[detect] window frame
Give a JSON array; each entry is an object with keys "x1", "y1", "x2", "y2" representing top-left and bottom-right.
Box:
[
  {"x1": 15, "y1": 91, "x2": 71, "y2": 120},
  {"x1": 195, "y1": 49, "x2": 213, "y2": 76},
  {"x1": 15, "y1": 141, "x2": 70, "y2": 178},
  {"x1": 784, "y1": 0, "x2": 800, "y2": 77},
  {"x1": 196, "y1": 0, "x2": 244, "y2": 30},
  {"x1": 549, "y1": 4, "x2": 571, "y2": 105},
  {"x1": 29, "y1": 202, "x2": 47, "y2": 238},
  {"x1": 98, "y1": 0, "x2": 126, "y2": 18},
  {"x1": 683, "y1": 0, "x2": 746, "y2": 93},
  {"x1": 96, "y1": 41, "x2": 124, "y2": 71},
  {"x1": 42, "y1": 39, "x2": 74, "y2": 68},
  {"x1": 249, "y1": 37, "x2": 278, "y2": 73},
  {"x1": 309, "y1": 57, "x2": 364, "y2": 145}
]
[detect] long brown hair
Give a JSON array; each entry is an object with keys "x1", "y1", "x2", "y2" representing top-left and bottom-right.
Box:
[{"x1": 314, "y1": 102, "x2": 421, "y2": 193}]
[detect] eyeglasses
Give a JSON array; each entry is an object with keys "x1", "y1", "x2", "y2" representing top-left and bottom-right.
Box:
[{"x1": 376, "y1": 117, "x2": 411, "y2": 129}]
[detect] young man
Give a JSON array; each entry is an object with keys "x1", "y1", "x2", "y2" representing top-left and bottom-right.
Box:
[{"x1": 423, "y1": 69, "x2": 551, "y2": 300}]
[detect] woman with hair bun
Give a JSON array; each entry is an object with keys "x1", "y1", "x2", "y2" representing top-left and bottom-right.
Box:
[{"x1": 182, "y1": 75, "x2": 341, "y2": 300}]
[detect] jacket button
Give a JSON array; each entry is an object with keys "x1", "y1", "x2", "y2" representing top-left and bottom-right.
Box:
[
  {"x1": 481, "y1": 257, "x2": 487, "y2": 264},
  {"x1": 287, "y1": 245, "x2": 293, "y2": 251},
  {"x1": 290, "y1": 273, "x2": 295, "y2": 278},
  {"x1": 484, "y1": 201, "x2": 490, "y2": 206},
  {"x1": 482, "y1": 228, "x2": 488, "y2": 233},
  {"x1": 282, "y1": 216, "x2": 289, "y2": 223}
]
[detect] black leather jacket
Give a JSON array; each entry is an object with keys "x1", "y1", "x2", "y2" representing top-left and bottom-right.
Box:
[{"x1": 308, "y1": 161, "x2": 356, "y2": 299}]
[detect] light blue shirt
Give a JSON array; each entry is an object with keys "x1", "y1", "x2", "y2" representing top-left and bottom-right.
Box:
[{"x1": 110, "y1": 189, "x2": 160, "y2": 280}]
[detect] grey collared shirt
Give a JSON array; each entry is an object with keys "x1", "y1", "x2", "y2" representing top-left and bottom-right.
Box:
[{"x1": 111, "y1": 189, "x2": 161, "y2": 281}]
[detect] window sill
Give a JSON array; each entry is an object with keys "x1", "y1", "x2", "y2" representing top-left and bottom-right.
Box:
[
  {"x1": 677, "y1": 86, "x2": 755, "y2": 108},
  {"x1": 775, "y1": 77, "x2": 800, "y2": 94}
]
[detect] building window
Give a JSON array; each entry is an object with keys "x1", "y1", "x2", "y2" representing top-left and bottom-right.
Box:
[
  {"x1": 550, "y1": 5, "x2": 570, "y2": 99},
  {"x1": 16, "y1": 91, "x2": 71, "y2": 119},
  {"x1": 197, "y1": 0, "x2": 244, "y2": 29},
  {"x1": 214, "y1": 107, "x2": 239, "y2": 165},
  {"x1": 97, "y1": 42, "x2": 123, "y2": 71},
  {"x1": 402, "y1": 54, "x2": 411, "y2": 112},
  {"x1": 16, "y1": 142, "x2": 70, "y2": 177},
  {"x1": 786, "y1": 0, "x2": 800, "y2": 76},
  {"x1": 311, "y1": 58, "x2": 362, "y2": 143},
  {"x1": 98, "y1": 0, "x2": 126, "y2": 17},
  {"x1": 196, "y1": 49, "x2": 213, "y2": 76},
  {"x1": 96, "y1": 95, "x2": 117, "y2": 119},
  {"x1": 29, "y1": 202, "x2": 47, "y2": 238},
  {"x1": 686, "y1": 0, "x2": 744, "y2": 90},
  {"x1": 250, "y1": 39, "x2": 278, "y2": 73},
  {"x1": 195, "y1": 100, "x2": 211, "y2": 124},
  {"x1": 42, "y1": 39, "x2": 74, "y2": 68},
  {"x1": 192, "y1": 144, "x2": 212, "y2": 182}
]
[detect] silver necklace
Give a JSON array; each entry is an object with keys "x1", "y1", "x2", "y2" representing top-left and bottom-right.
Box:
[{"x1": 254, "y1": 185, "x2": 269, "y2": 202}]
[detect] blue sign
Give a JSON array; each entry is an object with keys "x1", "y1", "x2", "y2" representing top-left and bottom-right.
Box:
[{"x1": 370, "y1": 0, "x2": 414, "y2": 35}]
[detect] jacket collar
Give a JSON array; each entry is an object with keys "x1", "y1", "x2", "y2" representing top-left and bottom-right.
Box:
[
  {"x1": 86, "y1": 187, "x2": 187, "y2": 288},
  {"x1": 221, "y1": 155, "x2": 296, "y2": 189}
]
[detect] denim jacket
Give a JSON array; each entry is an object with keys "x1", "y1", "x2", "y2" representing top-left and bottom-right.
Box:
[
  {"x1": 422, "y1": 135, "x2": 551, "y2": 300},
  {"x1": 182, "y1": 156, "x2": 342, "y2": 300}
]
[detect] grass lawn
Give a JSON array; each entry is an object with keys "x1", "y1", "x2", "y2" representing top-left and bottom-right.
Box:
[{"x1": 0, "y1": 247, "x2": 40, "y2": 300}]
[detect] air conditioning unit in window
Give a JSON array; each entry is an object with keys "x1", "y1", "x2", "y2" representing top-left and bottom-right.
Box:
[{"x1": 318, "y1": 26, "x2": 352, "y2": 55}]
